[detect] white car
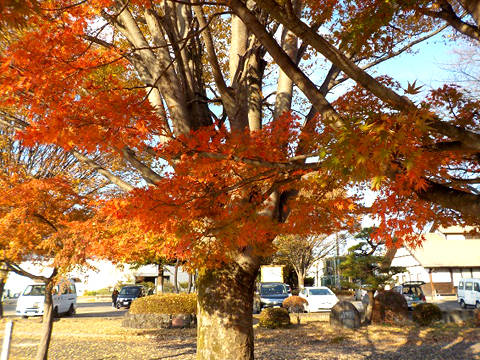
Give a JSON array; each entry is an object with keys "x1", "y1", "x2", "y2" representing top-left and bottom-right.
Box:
[
  {"x1": 299, "y1": 286, "x2": 339, "y2": 312},
  {"x1": 16, "y1": 279, "x2": 77, "y2": 318}
]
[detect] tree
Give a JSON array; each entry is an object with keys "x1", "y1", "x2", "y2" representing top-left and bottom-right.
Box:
[
  {"x1": 274, "y1": 234, "x2": 335, "y2": 289},
  {"x1": 340, "y1": 227, "x2": 406, "y2": 324},
  {"x1": 1, "y1": 1, "x2": 480, "y2": 359},
  {"x1": 0, "y1": 123, "x2": 105, "y2": 360}
]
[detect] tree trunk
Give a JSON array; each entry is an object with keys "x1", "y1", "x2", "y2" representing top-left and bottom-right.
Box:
[
  {"x1": 36, "y1": 279, "x2": 55, "y2": 360},
  {"x1": 187, "y1": 272, "x2": 193, "y2": 294},
  {"x1": 157, "y1": 265, "x2": 164, "y2": 294},
  {"x1": 363, "y1": 290, "x2": 376, "y2": 325},
  {"x1": 174, "y1": 259, "x2": 180, "y2": 294},
  {"x1": 297, "y1": 270, "x2": 305, "y2": 290},
  {"x1": 196, "y1": 260, "x2": 259, "y2": 360},
  {"x1": 0, "y1": 279, "x2": 5, "y2": 319}
]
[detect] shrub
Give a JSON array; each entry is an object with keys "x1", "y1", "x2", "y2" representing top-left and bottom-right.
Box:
[
  {"x1": 412, "y1": 303, "x2": 442, "y2": 326},
  {"x1": 283, "y1": 296, "x2": 308, "y2": 324},
  {"x1": 372, "y1": 290, "x2": 408, "y2": 325},
  {"x1": 83, "y1": 288, "x2": 112, "y2": 296},
  {"x1": 475, "y1": 309, "x2": 480, "y2": 328},
  {"x1": 333, "y1": 290, "x2": 355, "y2": 297},
  {"x1": 130, "y1": 293, "x2": 197, "y2": 314},
  {"x1": 283, "y1": 296, "x2": 308, "y2": 312},
  {"x1": 259, "y1": 308, "x2": 291, "y2": 329}
]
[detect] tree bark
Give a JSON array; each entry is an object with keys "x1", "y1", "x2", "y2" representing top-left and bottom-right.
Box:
[
  {"x1": 157, "y1": 265, "x2": 164, "y2": 294},
  {"x1": 0, "y1": 279, "x2": 5, "y2": 319},
  {"x1": 196, "y1": 260, "x2": 259, "y2": 360},
  {"x1": 187, "y1": 272, "x2": 193, "y2": 294},
  {"x1": 363, "y1": 290, "x2": 376, "y2": 325},
  {"x1": 296, "y1": 270, "x2": 305, "y2": 290},
  {"x1": 35, "y1": 278, "x2": 55, "y2": 360},
  {"x1": 174, "y1": 259, "x2": 180, "y2": 294}
]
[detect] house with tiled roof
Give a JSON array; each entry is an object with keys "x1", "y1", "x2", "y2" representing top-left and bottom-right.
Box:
[{"x1": 390, "y1": 226, "x2": 480, "y2": 298}]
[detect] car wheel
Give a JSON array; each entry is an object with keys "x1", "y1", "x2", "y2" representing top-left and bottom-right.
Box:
[
  {"x1": 22, "y1": 315, "x2": 28, "y2": 319},
  {"x1": 53, "y1": 307, "x2": 59, "y2": 318},
  {"x1": 305, "y1": 305, "x2": 310, "y2": 313},
  {"x1": 115, "y1": 302, "x2": 122, "y2": 309},
  {"x1": 476, "y1": 301, "x2": 480, "y2": 309},
  {"x1": 460, "y1": 299, "x2": 467, "y2": 309},
  {"x1": 67, "y1": 304, "x2": 75, "y2": 316}
]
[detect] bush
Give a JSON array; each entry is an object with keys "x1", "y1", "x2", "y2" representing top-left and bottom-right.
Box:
[
  {"x1": 333, "y1": 290, "x2": 355, "y2": 297},
  {"x1": 83, "y1": 288, "x2": 112, "y2": 296},
  {"x1": 259, "y1": 308, "x2": 291, "y2": 329},
  {"x1": 130, "y1": 293, "x2": 197, "y2": 315},
  {"x1": 475, "y1": 309, "x2": 480, "y2": 328},
  {"x1": 412, "y1": 303, "x2": 442, "y2": 326},
  {"x1": 283, "y1": 296, "x2": 308, "y2": 312},
  {"x1": 283, "y1": 296, "x2": 308, "y2": 324},
  {"x1": 372, "y1": 290, "x2": 408, "y2": 325}
]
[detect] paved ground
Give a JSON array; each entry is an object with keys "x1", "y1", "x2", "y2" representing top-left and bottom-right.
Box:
[
  {"x1": 1, "y1": 295, "x2": 477, "y2": 359},
  {"x1": 3, "y1": 297, "x2": 127, "y2": 318}
]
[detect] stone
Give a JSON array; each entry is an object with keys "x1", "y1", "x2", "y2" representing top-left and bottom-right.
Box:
[{"x1": 329, "y1": 300, "x2": 361, "y2": 329}]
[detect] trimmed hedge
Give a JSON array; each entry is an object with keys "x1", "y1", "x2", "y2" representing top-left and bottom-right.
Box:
[
  {"x1": 259, "y1": 308, "x2": 291, "y2": 329},
  {"x1": 412, "y1": 303, "x2": 442, "y2": 326},
  {"x1": 333, "y1": 290, "x2": 355, "y2": 297},
  {"x1": 130, "y1": 293, "x2": 197, "y2": 314}
]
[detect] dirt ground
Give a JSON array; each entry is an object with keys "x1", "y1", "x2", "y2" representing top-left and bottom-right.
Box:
[{"x1": 2, "y1": 316, "x2": 480, "y2": 360}]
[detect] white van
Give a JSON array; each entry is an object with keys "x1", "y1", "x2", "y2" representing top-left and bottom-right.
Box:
[
  {"x1": 16, "y1": 279, "x2": 77, "y2": 318},
  {"x1": 457, "y1": 278, "x2": 480, "y2": 309}
]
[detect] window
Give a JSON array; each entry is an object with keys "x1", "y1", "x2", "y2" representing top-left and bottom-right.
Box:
[
  {"x1": 459, "y1": 282, "x2": 464, "y2": 290},
  {"x1": 465, "y1": 282, "x2": 473, "y2": 291},
  {"x1": 474, "y1": 282, "x2": 480, "y2": 292}
]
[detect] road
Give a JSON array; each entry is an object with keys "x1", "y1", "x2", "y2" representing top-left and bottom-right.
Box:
[
  {"x1": 1, "y1": 295, "x2": 471, "y2": 319},
  {"x1": 2, "y1": 297, "x2": 128, "y2": 318}
]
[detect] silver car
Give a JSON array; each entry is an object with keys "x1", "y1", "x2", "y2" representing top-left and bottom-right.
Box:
[{"x1": 392, "y1": 281, "x2": 427, "y2": 310}]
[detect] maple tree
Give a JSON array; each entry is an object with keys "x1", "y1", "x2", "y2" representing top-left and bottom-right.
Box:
[
  {"x1": 0, "y1": 123, "x2": 106, "y2": 360},
  {"x1": 1, "y1": 1, "x2": 480, "y2": 359}
]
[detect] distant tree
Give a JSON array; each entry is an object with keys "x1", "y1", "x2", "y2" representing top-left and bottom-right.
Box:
[
  {"x1": 274, "y1": 234, "x2": 335, "y2": 289},
  {"x1": 339, "y1": 227, "x2": 405, "y2": 324}
]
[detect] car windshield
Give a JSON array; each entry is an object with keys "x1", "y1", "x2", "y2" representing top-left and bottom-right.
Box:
[
  {"x1": 309, "y1": 288, "x2": 334, "y2": 296},
  {"x1": 23, "y1": 285, "x2": 46, "y2": 296},
  {"x1": 119, "y1": 287, "x2": 140, "y2": 296},
  {"x1": 261, "y1": 284, "x2": 287, "y2": 295}
]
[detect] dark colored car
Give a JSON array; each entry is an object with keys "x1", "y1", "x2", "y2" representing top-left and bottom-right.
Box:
[
  {"x1": 115, "y1": 285, "x2": 146, "y2": 309},
  {"x1": 253, "y1": 282, "x2": 290, "y2": 313},
  {"x1": 392, "y1": 281, "x2": 427, "y2": 310}
]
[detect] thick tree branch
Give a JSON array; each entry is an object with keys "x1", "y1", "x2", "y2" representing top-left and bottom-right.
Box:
[
  {"x1": 421, "y1": 1, "x2": 480, "y2": 42},
  {"x1": 228, "y1": 0, "x2": 344, "y2": 130},
  {"x1": 251, "y1": 0, "x2": 415, "y2": 111},
  {"x1": 70, "y1": 150, "x2": 135, "y2": 191},
  {"x1": 416, "y1": 179, "x2": 480, "y2": 218}
]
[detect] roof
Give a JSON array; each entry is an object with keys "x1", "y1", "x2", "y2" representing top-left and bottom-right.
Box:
[{"x1": 407, "y1": 229, "x2": 480, "y2": 267}]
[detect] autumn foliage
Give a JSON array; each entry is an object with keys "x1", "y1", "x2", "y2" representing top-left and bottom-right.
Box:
[{"x1": 0, "y1": 0, "x2": 478, "y2": 273}]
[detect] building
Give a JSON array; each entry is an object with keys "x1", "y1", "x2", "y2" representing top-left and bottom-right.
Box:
[
  {"x1": 5, "y1": 260, "x2": 191, "y2": 296},
  {"x1": 391, "y1": 226, "x2": 480, "y2": 297}
]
